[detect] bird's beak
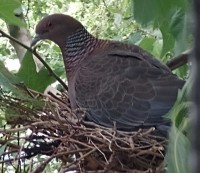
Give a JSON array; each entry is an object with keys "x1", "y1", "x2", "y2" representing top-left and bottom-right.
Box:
[{"x1": 31, "y1": 34, "x2": 41, "y2": 47}]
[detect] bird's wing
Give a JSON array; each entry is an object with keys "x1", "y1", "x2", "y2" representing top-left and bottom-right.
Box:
[{"x1": 74, "y1": 43, "x2": 184, "y2": 130}]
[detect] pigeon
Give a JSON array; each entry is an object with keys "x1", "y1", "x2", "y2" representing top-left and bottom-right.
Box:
[{"x1": 31, "y1": 14, "x2": 184, "y2": 133}]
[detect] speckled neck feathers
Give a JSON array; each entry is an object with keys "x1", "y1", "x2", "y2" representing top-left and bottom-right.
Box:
[{"x1": 63, "y1": 27, "x2": 98, "y2": 73}]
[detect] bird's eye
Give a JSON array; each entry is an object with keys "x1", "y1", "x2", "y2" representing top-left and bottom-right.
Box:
[{"x1": 47, "y1": 22, "x2": 52, "y2": 27}]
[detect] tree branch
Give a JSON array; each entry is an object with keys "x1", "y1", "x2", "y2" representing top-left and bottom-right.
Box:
[
  {"x1": 166, "y1": 49, "x2": 191, "y2": 70},
  {"x1": 0, "y1": 29, "x2": 68, "y2": 91}
]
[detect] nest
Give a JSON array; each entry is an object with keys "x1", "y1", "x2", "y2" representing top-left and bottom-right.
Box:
[{"x1": 0, "y1": 87, "x2": 167, "y2": 173}]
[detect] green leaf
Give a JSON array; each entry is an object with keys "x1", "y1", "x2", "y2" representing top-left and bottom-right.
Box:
[
  {"x1": 174, "y1": 64, "x2": 188, "y2": 79},
  {"x1": 133, "y1": 0, "x2": 187, "y2": 26},
  {"x1": 16, "y1": 51, "x2": 63, "y2": 92},
  {"x1": 166, "y1": 79, "x2": 190, "y2": 127},
  {"x1": 0, "y1": 0, "x2": 25, "y2": 27},
  {"x1": 152, "y1": 39, "x2": 162, "y2": 58},
  {"x1": 0, "y1": 144, "x2": 6, "y2": 156},
  {"x1": 160, "y1": 25, "x2": 175, "y2": 57},
  {"x1": 169, "y1": 9, "x2": 184, "y2": 39},
  {"x1": 133, "y1": 0, "x2": 190, "y2": 57},
  {"x1": 0, "y1": 60, "x2": 20, "y2": 91},
  {"x1": 165, "y1": 125, "x2": 190, "y2": 173},
  {"x1": 55, "y1": 0, "x2": 62, "y2": 9},
  {"x1": 0, "y1": 60, "x2": 37, "y2": 100},
  {"x1": 170, "y1": 8, "x2": 190, "y2": 55},
  {"x1": 133, "y1": 0, "x2": 159, "y2": 25},
  {"x1": 138, "y1": 37, "x2": 156, "y2": 53}
]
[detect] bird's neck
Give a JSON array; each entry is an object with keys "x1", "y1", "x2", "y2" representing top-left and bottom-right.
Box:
[{"x1": 63, "y1": 27, "x2": 98, "y2": 75}]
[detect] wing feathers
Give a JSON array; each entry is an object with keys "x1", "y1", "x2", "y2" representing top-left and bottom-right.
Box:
[{"x1": 75, "y1": 43, "x2": 184, "y2": 130}]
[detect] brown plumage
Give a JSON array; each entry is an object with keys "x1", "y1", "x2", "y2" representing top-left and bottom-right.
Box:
[{"x1": 32, "y1": 14, "x2": 184, "y2": 133}]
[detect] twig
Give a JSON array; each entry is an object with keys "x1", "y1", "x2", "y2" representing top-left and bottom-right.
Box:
[
  {"x1": 32, "y1": 48, "x2": 68, "y2": 91},
  {"x1": 0, "y1": 121, "x2": 51, "y2": 133},
  {"x1": 0, "y1": 139, "x2": 20, "y2": 150},
  {"x1": 24, "y1": 0, "x2": 30, "y2": 19},
  {"x1": 104, "y1": 151, "x2": 116, "y2": 172},
  {"x1": 90, "y1": 140, "x2": 108, "y2": 164},
  {"x1": 166, "y1": 49, "x2": 191, "y2": 70},
  {"x1": 0, "y1": 29, "x2": 68, "y2": 91},
  {"x1": 63, "y1": 147, "x2": 99, "y2": 170},
  {"x1": 68, "y1": 138, "x2": 94, "y2": 149},
  {"x1": 32, "y1": 148, "x2": 91, "y2": 173}
]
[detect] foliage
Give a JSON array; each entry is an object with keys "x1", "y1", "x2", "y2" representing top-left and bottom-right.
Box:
[
  {"x1": 133, "y1": 0, "x2": 191, "y2": 57},
  {"x1": 16, "y1": 51, "x2": 63, "y2": 92},
  {"x1": 165, "y1": 78, "x2": 191, "y2": 173},
  {"x1": 0, "y1": 0, "x2": 25, "y2": 27},
  {"x1": 166, "y1": 124, "x2": 190, "y2": 173},
  {"x1": 0, "y1": 0, "x2": 192, "y2": 172}
]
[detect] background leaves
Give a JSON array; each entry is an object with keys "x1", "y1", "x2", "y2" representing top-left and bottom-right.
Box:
[
  {"x1": 0, "y1": 0, "x2": 25, "y2": 27},
  {"x1": 133, "y1": 0, "x2": 191, "y2": 57},
  {"x1": 16, "y1": 51, "x2": 63, "y2": 92}
]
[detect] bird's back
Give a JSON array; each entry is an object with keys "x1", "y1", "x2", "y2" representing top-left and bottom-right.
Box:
[{"x1": 74, "y1": 41, "x2": 185, "y2": 131}]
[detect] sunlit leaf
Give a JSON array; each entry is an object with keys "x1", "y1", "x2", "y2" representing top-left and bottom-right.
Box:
[
  {"x1": 160, "y1": 25, "x2": 175, "y2": 57},
  {"x1": 139, "y1": 37, "x2": 156, "y2": 53},
  {"x1": 16, "y1": 51, "x2": 63, "y2": 92},
  {"x1": 0, "y1": 0, "x2": 25, "y2": 27},
  {"x1": 0, "y1": 60, "x2": 20, "y2": 91}
]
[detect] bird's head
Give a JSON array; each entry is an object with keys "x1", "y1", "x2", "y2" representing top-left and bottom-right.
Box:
[{"x1": 31, "y1": 14, "x2": 83, "y2": 48}]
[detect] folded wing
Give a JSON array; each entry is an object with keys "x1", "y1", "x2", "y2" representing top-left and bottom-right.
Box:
[{"x1": 75, "y1": 43, "x2": 184, "y2": 130}]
